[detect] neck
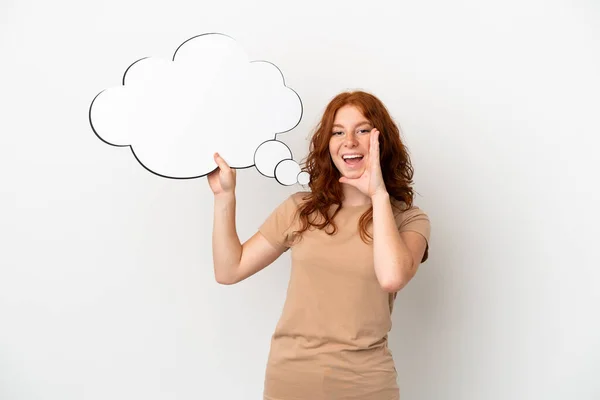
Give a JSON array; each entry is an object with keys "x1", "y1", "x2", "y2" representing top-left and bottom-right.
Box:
[{"x1": 341, "y1": 184, "x2": 371, "y2": 207}]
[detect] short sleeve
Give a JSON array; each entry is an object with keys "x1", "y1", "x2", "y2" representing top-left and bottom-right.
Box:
[
  {"x1": 258, "y1": 193, "x2": 302, "y2": 252},
  {"x1": 396, "y1": 206, "x2": 431, "y2": 263}
]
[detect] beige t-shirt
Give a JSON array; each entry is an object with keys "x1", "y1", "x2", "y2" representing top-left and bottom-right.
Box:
[{"x1": 259, "y1": 191, "x2": 431, "y2": 400}]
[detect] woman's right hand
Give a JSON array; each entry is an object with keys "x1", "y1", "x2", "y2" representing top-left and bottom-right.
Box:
[{"x1": 207, "y1": 153, "x2": 236, "y2": 196}]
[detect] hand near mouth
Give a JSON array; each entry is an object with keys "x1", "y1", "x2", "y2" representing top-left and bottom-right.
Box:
[{"x1": 339, "y1": 128, "x2": 388, "y2": 198}]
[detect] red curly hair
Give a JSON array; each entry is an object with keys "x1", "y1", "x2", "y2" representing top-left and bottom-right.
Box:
[{"x1": 295, "y1": 91, "x2": 415, "y2": 243}]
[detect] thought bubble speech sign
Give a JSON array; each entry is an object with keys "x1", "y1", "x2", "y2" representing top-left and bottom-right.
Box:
[{"x1": 89, "y1": 33, "x2": 309, "y2": 185}]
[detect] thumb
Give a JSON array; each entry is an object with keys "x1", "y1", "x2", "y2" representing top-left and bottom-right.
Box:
[{"x1": 214, "y1": 152, "x2": 231, "y2": 171}]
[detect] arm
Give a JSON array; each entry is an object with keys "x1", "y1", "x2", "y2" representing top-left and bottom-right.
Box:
[
  {"x1": 337, "y1": 128, "x2": 429, "y2": 293},
  {"x1": 371, "y1": 191, "x2": 428, "y2": 292},
  {"x1": 209, "y1": 154, "x2": 285, "y2": 285}
]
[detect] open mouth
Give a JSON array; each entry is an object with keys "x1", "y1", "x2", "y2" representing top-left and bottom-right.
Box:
[{"x1": 342, "y1": 154, "x2": 364, "y2": 166}]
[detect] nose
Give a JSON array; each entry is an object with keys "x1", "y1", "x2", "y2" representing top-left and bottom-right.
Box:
[{"x1": 343, "y1": 132, "x2": 358, "y2": 147}]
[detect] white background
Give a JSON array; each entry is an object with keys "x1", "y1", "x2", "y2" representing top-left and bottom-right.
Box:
[{"x1": 1, "y1": 0, "x2": 599, "y2": 399}]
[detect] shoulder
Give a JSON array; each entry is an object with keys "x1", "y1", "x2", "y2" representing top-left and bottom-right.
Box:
[
  {"x1": 291, "y1": 190, "x2": 311, "y2": 202},
  {"x1": 390, "y1": 199, "x2": 430, "y2": 229},
  {"x1": 390, "y1": 198, "x2": 428, "y2": 216},
  {"x1": 270, "y1": 191, "x2": 311, "y2": 217},
  {"x1": 285, "y1": 191, "x2": 311, "y2": 208}
]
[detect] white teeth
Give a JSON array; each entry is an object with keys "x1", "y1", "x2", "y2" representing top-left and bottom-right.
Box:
[{"x1": 342, "y1": 155, "x2": 363, "y2": 159}]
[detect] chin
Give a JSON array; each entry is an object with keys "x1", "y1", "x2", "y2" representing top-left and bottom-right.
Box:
[{"x1": 340, "y1": 170, "x2": 363, "y2": 180}]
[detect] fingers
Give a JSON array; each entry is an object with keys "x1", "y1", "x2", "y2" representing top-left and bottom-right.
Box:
[
  {"x1": 207, "y1": 167, "x2": 218, "y2": 177},
  {"x1": 370, "y1": 129, "x2": 380, "y2": 154},
  {"x1": 213, "y1": 152, "x2": 231, "y2": 170},
  {"x1": 369, "y1": 129, "x2": 381, "y2": 167}
]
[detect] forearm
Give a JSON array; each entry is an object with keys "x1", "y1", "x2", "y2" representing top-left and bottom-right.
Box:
[
  {"x1": 371, "y1": 191, "x2": 415, "y2": 292},
  {"x1": 212, "y1": 192, "x2": 242, "y2": 283}
]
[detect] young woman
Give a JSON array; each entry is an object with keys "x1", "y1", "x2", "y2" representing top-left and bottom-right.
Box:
[{"x1": 209, "y1": 91, "x2": 430, "y2": 400}]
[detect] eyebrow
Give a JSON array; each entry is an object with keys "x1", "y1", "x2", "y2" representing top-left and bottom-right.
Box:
[{"x1": 332, "y1": 121, "x2": 372, "y2": 129}]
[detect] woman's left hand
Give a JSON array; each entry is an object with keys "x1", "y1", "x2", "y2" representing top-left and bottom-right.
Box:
[{"x1": 339, "y1": 128, "x2": 388, "y2": 198}]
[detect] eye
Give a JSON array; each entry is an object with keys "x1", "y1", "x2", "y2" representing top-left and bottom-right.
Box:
[
  {"x1": 358, "y1": 129, "x2": 371, "y2": 134},
  {"x1": 332, "y1": 131, "x2": 343, "y2": 136}
]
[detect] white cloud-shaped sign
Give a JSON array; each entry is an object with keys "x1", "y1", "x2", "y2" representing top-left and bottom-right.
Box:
[{"x1": 89, "y1": 33, "x2": 309, "y2": 185}]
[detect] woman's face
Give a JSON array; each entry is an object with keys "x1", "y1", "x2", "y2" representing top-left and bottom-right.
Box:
[{"x1": 329, "y1": 105, "x2": 372, "y2": 179}]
